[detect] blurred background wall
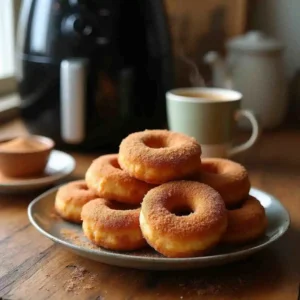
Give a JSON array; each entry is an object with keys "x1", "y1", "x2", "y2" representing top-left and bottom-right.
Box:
[
  {"x1": 3, "y1": 0, "x2": 300, "y2": 127},
  {"x1": 250, "y1": 0, "x2": 300, "y2": 80}
]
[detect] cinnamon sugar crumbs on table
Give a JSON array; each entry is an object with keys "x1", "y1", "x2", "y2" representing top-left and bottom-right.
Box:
[
  {"x1": 90, "y1": 274, "x2": 98, "y2": 281},
  {"x1": 183, "y1": 276, "x2": 247, "y2": 296},
  {"x1": 84, "y1": 284, "x2": 94, "y2": 290},
  {"x1": 64, "y1": 265, "x2": 102, "y2": 295},
  {"x1": 64, "y1": 266, "x2": 88, "y2": 293},
  {"x1": 65, "y1": 281, "x2": 76, "y2": 292}
]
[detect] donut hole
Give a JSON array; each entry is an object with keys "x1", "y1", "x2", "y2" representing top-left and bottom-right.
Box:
[
  {"x1": 110, "y1": 158, "x2": 122, "y2": 170},
  {"x1": 143, "y1": 136, "x2": 168, "y2": 149},
  {"x1": 228, "y1": 202, "x2": 243, "y2": 210},
  {"x1": 78, "y1": 184, "x2": 89, "y2": 190},
  {"x1": 170, "y1": 205, "x2": 194, "y2": 217},
  {"x1": 107, "y1": 200, "x2": 139, "y2": 211},
  {"x1": 201, "y1": 163, "x2": 219, "y2": 174}
]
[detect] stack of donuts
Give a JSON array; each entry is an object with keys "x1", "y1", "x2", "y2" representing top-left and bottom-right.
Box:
[{"x1": 55, "y1": 130, "x2": 267, "y2": 258}]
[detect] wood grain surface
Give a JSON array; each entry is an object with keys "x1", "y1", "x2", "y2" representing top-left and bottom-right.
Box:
[{"x1": 0, "y1": 120, "x2": 300, "y2": 300}]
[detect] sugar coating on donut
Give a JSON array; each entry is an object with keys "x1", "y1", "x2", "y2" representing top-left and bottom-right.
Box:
[
  {"x1": 81, "y1": 199, "x2": 146, "y2": 251},
  {"x1": 140, "y1": 181, "x2": 228, "y2": 257},
  {"x1": 119, "y1": 130, "x2": 201, "y2": 184},
  {"x1": 195, "y1": 158, "x2": 250, "y2": 207},
  {"x1": 222, "y1": 196, "x2": 267, "y2": 244},
  {"x1": 86, "y1": 154, "x2": 154, "y2": 204},
  {"x1": 55, "y1": 180, "x2": 98, "y2": 223}
]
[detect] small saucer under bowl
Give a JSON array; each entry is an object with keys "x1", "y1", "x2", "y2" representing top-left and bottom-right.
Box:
[{"x1": 0, "y1": 150, "x2": 76, "y2": 194}]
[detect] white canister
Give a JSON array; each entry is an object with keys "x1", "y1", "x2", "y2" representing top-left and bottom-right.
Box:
[{"x1": 205, "y1": 31, "x2": 287, "y2": 129}]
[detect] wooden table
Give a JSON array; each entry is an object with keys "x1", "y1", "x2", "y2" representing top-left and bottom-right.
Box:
[{"x1": 0, "y1": 121, "x2": 300, "y2": 300}]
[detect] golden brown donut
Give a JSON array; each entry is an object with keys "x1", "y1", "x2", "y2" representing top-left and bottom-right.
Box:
[
  {"x1": 85, "y1": 154, "x2": 154, "y2": 204},
  {"x1": 55, "y1": 180, "x2": 97, "y2": 223},
  {"x1": 140, "y1": 181, "x2": 228, "y2": 257},
  {"x1": 222, "y1": 196, "x2": 267, "y2": 244},
  {"x1": 194, "y1": 158, "x2": 250, "y2": 207},
  {"x1": 81, "y1": 199, "x2": 146, "y2": 251},
  {"x1": 118, "y1": 130, "x2": 201, "y2": 184}
]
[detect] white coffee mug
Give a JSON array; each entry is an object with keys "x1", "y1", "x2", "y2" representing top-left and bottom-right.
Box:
[{"x1": 166, "y1": 87, "x2": 260, "y2": 158}]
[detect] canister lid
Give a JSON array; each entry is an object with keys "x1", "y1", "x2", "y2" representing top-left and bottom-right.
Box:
[{"x1": 227, "y1": 31, "x2": 284, "y2": 52}]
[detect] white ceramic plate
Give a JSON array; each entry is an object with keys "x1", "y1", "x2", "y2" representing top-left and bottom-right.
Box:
[
  {"x1": 0, "y1": 150, "x2": 75, "y2": 193},
  {"x1": 28, "y1": 187, "x2": 290, "y2": 270}
]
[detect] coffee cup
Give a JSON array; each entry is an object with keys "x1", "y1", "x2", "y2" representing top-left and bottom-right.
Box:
[{"x1": 166, "y1": 87, "x2": 260, "y2": 158}]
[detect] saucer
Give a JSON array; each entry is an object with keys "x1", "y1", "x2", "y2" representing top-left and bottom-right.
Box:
[{"x1": 0, "y1": 150, "x2": 76, "y2": 193}]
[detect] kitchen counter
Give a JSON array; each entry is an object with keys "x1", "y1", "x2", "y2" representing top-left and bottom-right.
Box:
[{"x1": 0, "y1": 120, "x2": 300, "y2": 300}]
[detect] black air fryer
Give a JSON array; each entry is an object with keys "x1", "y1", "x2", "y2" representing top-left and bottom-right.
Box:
[{"x1": 16, "y1": 0, "x2": 173, "y2": 151}]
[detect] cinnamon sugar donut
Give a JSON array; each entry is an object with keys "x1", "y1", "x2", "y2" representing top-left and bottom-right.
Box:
[
  {"x1": 81, "y1": 199, "x2": 146, "y2": 251},
  {"x1": 195, "y1": 158, "x2": 250, "y2": 207},
  {"x1": 55, "y1": 180, "x2": 97, "y2": 223},
  {"x1": 140, "y1": 181, "x2": 228, "y2": 257},
  {"x1": 118, "y1": 130, "x2": 201, "y2": 184},
  {"x1": 222, "y1": 196, "x2": 267, "y2": 244},
  {"x1": 85, "y1": 154, "x2": 154, "y2": 204}
]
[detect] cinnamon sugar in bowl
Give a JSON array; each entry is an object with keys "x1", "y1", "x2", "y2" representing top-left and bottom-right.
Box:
[{"x1": 0, "y1": 135, "x2": 55, "y2": 177}]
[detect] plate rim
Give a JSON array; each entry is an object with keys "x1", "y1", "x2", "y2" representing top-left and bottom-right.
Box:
[
  {"x1": 28, "y1": 186, "x2": 291, "y2": 265},
  {"x1": 0, "y1": 150, "x2": 75, "y2": 188}
]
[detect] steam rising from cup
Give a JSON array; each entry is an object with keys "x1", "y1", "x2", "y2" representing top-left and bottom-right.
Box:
[{"x1": 178, "y1": 48, "x2": 205, "y2": 87}]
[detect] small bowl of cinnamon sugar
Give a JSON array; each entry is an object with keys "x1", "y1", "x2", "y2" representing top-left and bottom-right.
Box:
[{"x1": 0, "y1": 135, "x2": 55, "y2": 178}]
